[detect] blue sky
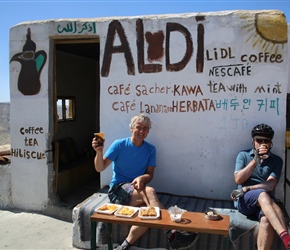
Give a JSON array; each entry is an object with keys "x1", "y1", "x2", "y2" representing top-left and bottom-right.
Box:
[{"x1": 1, "y1": 0, "x2": 289, "y2": 102}]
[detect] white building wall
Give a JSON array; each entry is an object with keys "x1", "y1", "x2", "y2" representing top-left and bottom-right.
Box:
[
  {"x1": 9, "y1": 10, "x2": 288, "y2": 210},
  {"x1": 98, "y1": 11, "x2": 288, "y2": 200},
  {"x1": 286, "y1": 24, "x2": 290, "y2": 215},
  {"x1": 10, "y1": 23, "x2": 52, "y2": 210}
]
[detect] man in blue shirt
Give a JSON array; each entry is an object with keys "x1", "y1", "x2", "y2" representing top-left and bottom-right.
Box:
[
  {"x1": 231, "y1": 124, "x2": 290, "y2": 250},
  {"x1": 92, "y1": 114, "x2": 198, "y2": 250}
]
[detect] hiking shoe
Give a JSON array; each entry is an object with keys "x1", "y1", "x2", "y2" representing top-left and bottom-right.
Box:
[
  {"x1": 114, "y1": 245, "x2": 130, "y2": 250},
  {"x1": 114, "y1": 239, "x2": 131, "y2": 250},
  {"x1": 167, "y1": 230, "x2": 199, "y2": 250}
]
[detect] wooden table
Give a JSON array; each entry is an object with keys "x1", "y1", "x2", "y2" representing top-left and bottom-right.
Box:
[{"x1": 90, "y1": 209, "x2": 230, "y2": 250}]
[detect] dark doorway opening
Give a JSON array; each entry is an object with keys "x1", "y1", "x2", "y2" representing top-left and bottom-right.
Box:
[{"x1": 53, "y1": 39, "x2": 101, "y2": 208}]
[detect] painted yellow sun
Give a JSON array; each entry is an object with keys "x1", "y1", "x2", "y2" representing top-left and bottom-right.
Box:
[{"x1": 240, "y1": 11, "x2": 288, "y2": 54}]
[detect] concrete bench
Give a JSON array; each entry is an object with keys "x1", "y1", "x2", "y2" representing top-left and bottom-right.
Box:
[{"x1": 72, "y1": 187, "x2": 286, "y2": 250}]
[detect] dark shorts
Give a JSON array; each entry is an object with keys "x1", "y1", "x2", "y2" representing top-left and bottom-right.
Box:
[
  {"x1": 108, "y1": 182, "x2": 134, "y2": 205},
  {"x1": 238, "y1": 188, "x2": 276, "y2": 220}
]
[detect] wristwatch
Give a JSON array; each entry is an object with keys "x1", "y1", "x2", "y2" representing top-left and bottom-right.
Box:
[{"x1": 246, "y1": 186, "x2": 251, "y2": 192}]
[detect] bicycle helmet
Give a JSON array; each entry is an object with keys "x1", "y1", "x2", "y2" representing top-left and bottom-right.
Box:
[{"x1": 251, "y1": 124, "x2": 274, "y2": 139}]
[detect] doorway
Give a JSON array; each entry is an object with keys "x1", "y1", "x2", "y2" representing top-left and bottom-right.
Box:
[{"x1": 53, "y1": 39, "x2": 101, "y2": 207}]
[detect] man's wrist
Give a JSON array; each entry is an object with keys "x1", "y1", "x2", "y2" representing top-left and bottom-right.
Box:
[
  {"x1": 250, "y1": 159, "x2": 257, "y2": 169},
  {"x1": 253, "y1": 156, "x2": 259, "y2": 163},
  {"x1": 96, "y1": 149, "x2": 103, "y2": 154},
  {"x1": 242, "y1": 186, "x2": 251, "y2": 192}
]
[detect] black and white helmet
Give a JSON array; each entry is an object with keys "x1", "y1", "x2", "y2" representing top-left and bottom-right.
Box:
[{"x1": 251, "y1": 124, "x2": 274, "y2": 139}]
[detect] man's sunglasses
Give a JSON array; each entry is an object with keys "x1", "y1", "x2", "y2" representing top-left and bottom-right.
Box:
[{"x1": 255, "y1": 139, "x2": 271, "y2": 144}]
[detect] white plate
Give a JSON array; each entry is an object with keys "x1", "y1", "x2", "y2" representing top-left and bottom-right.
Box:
[
  {"x1": 138, "y1": 207, "x2": 160, "y2": 219},
  {"x1": 114, "y1": 206, "x2": 139, "y2": 218},
  {"x1": 95, "y1": 203, "x2": 122, "y2": 214}
]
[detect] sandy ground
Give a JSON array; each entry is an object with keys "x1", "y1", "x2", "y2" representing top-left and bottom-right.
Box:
[
  {"x1": 0, "y1": 209, "x2": 76, "y2": 250},
  {"x1": 0, "y1": 209, "x2": 166, "y2": 250}
]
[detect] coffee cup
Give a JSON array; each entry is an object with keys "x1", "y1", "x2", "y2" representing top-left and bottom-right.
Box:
[
  {"x1": 258, "y1": 144, "x2": 269, "y2": 159},
  {"x1": 94, "y1": 132, "x2": 104, "y2": 147},
  {"x1": 168, "y1": 205, "x2": 186, "y2": 222}
]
